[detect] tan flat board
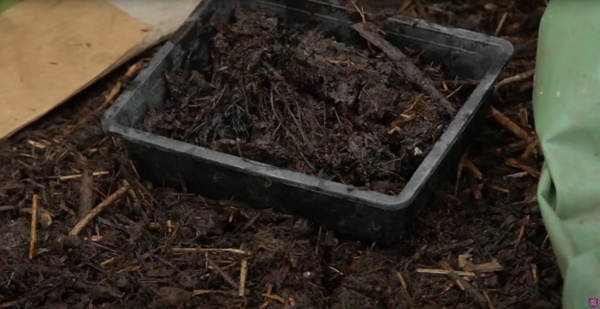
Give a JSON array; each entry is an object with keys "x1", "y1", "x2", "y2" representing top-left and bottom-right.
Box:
[{"x1": 0, "y1": 0, "x2": 148, "y2": 139}]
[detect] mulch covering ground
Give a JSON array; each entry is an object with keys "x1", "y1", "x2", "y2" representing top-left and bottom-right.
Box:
[{"x1": 0, "y1": 1, "x2": 558, "y2": 308}]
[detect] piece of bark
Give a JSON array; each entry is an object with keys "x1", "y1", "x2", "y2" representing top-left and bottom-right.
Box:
[{"x1": 352, "y1": 22, "x2": 458, "y2": 115}]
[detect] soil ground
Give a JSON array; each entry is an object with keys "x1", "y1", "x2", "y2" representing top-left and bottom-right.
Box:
[{"x1": 0, "y1": 1, "x2": 558, "y2": 309}]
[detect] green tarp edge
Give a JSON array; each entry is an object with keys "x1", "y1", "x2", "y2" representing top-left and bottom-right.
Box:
[
  {"x1": 534, "y1": 1, "x2": 600, "y2": 308},
  {"x1": 0, "y1": 0, "x2": 18, "y2": 13}
]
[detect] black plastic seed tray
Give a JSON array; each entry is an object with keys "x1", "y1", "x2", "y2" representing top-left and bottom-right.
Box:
[{"x1": 102, "y1": 0, "x2": 513, "y2": 244}]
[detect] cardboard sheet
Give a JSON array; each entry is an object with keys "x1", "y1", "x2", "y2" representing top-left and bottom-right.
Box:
[
  {"x1": 0, "y1": 0, "x2": 148, "y2": 139},
  {"x1": 0, "y1": 0, "x2": 203, "y2": 139}
]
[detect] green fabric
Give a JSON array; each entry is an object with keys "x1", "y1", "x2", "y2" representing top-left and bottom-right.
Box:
[
  {"x1": 534, "y1": 1, "x2": 600, "y2": 308},
  {"x1": 0, "y1": 0, "x2": 17, "y2": 13}
]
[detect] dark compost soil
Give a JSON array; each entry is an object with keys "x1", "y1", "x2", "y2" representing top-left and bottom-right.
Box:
[
  {"x1": 0, "y1": 1, "x2": 560, "y2": 309},
  {"x1": 139, "y1": 7, "x2": 468, "y2": 195}
]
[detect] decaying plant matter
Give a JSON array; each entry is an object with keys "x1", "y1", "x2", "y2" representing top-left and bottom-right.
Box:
[{"x1": 141, "y1": 7, "x2": 468, "y2": 195}]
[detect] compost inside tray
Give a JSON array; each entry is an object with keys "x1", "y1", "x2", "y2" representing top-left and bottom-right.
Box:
[{"x1": 139, "y1": 7, "x2": 472, "y2": 195}]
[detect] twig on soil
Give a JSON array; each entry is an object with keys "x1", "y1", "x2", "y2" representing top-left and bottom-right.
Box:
[
  {"x1": 348, "y1": 0, "x2": 366, "y2": 23},
  {"x1": 388, "y1": 113, "x2": 416, "y2": 134},
  {"x1": 521, "y1": 139, "x2": 539, "y2": 159},
  {"x1": 461, "y1": 156, "x2": 483, "y2": 199},
  {"x1": 494, "y1": 69, "x2": 535, "y2": 92},
  {"x1": 65, "y1": 59, "x2": 146, "y2": 134},
  {"x1": 129, "y1": 159, "x2": 141, "y2": 179},
  {"x1": 121, "y1": 176, "x2": 151, "y2": 224},
  {"x1": 485, "y1": 183, "x2": 510, "y2": 193},
  {"x1": 69, "y1": 184, "x2": 131, "y2": 236},
  {"x1": 119, "y1": 160, "x2": 161, "y2": 213},
  {"x1": 446, "y1": 271, "x2": 488, "y2": 308},
  {"x1": 505, "y1": 171, "x2": 528, "y2": 178},
  {"x1": 206, "y1": 256, "x2": 239, "y2": 289},
  {"x1": 193, "y1": 290, "x2": 238, "y2": 296},
  {"x1": 125, "y1": 59, "x2": 147, "y2": 78},
  {"x1": 115, "y1": 265, "x2": 142, "y2": 274},
  {"x1": 416, "y1": 268, "x2": 475, "y2": 277},
  {"x1": 58, "y1": 171, "x2": 109, "y2": 181},
  {"x1": 446, "y1": 84, "x2": 464, "y2": 99},
  {"x1": 241, "y1": 212, "x2": 260, "y2": 231},
  {"x1": 239, "y1": 259, "x2": 248, "y2": 297},
  {"x1": 455, "y1": 152, "x2": 468, "y2": 195},
  {"x1": 406, "y1": 93, "x2": 424, "y2": 113},
  {"x1": 490, "y1": 106, "x2": 531, "y2": 141},
  {"x1": 0, "y1": 300, "x2": 18, "y2": 308},
  {"x1": 351, "y1": 22, "x2": 458, "y2": 115},
  {"x1": 505, "y1": 158, "x2": 540, "y2": 178},
  {"x1": 348, "y1": 0, "x2": 377, "y2": 55},
  {"x1": 423, "y1": 5, "x2": 449, "y2": 16},
  {"x1": 98, "y1": 82, "x2": 122, "y2": 112},
  {"x1": 494, "y1": 12, "x2": 508, "y2": 36},
  {"x1": 29, "y1": 194, "x2": 39, "y2": 260},
  {"x1": 483, "y1": 290, "x2": 496, "y2": 309},
  {"x1": 64, "y1": 79, "x2": 121, "y2": 134},
  {"x1": 515, "y1": 217, "x2": 528, "y2": 249},
  {"x1": 78, "y1": 168, "x2": 94, "y2": 220},
  {"x1": 101, "y1": 258, "x2": 115, "y2": 267},
  {"x1": 396, "y1": 271, "x2": 408, "y2": 290},
  {"x1": 173, "y1": 247, "x2": 252, "y2": 255},
  {"x1": 315, "y1": 226, "x2": 322, "y2": 254},
  {"x1": 438, "y1": 261, "x2": 489, "y2": 308},
  {"x1": 27, "y1": 139, "x2": 49, "y2": 149},
  {"x1": 458, "y1": 254, "x2": 504, "y2": 273},
  {"x1": 0, "y1": 205, "x2": 15, "y2": 212},
  {"x1": 518, "y1": 106, "x2": 529, "y2": 128},
  {"x1": 465, "y1": 159, "x2": 483, "y2": 179},
  {"x1": 467, "y1": 172, "x2": 482, "y2": 200},
  {"x1": 531, "y1": 264, "x2": 538, "y2": 285},
  {"x1": 259, "y1": 285, "x2": 274, "y2": 308},
  {"x1": 263, "y1": 293, "x2": 286, "y2": 304},
  {"x1": 396, "y1": 271, "x2": 414, "y2": 303}
]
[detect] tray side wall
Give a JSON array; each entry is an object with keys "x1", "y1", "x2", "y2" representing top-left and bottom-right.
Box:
[
  {"x1": 103, "y1": 0, "x2": 513, "y2": 244},
  {"x1": 122, "y1": 138, "x2": 406, "y2": 242}
]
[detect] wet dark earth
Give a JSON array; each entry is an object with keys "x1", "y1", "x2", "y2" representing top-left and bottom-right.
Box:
[{"x1": 0, "y1": 1, "x2": 559, "y2": 308}]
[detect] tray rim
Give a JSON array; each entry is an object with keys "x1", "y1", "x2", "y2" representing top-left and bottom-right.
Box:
[{"x1": 102, "y1": 0, "x2": 514, "y2": 211}]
